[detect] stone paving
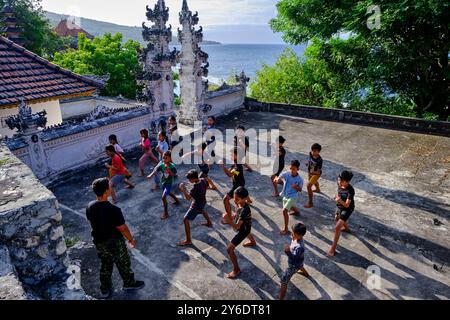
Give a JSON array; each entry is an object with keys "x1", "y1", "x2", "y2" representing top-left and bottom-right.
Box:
[{"x1": 50, "y1": 110, "x2": 450, "y2": 300}]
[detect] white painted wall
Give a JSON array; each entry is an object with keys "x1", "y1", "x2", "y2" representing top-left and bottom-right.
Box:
[
  {"x1": 60, "y1": 97, "x2": 141, "y2": 120},
  {"x1": 206, "y1": 90, "x2": 246, "y2": 118}
]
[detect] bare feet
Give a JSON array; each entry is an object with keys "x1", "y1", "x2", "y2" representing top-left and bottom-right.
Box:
[
  {"x1": 280, "y1": 229, "x2": 290, "y2": 235},
  {"x1": 177, "y1": 240, "x2": 192, "y2": 247},
  {"x1": 171, "y1": 200, "x2": 181, "y2": 205},
  {"x1": 160, "y1": 213, "x2": 169, "y2": 220},
  {"x1": 341, "y1": 227, "x2": 351, "y2": 233},
  {"x1": 303, "y1": 203, "x2": 313, "y2": 209},
  {"x1": 327, "y1": 250, "x2": 336, "y2": 257},
  {"x1": 272, "y1": 193, "x2": 279, "y2": 197},
  {"x1": 289, "y1": 210, "x2": 300, "y2": 216},
  {"x1": 313, "y1": 189, "x2": 321, "y2": 193},
  {"x1": 124, "y1": 185, "x2": 135, "y2": 190},
  {"x1": 243, "y1": 241, "x2": 257, "y2": 247},
  {"x1": 226, "y1": 270, "x2": 241, "y2": 279}
]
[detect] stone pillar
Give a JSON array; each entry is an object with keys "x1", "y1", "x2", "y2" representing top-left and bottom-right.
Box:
[
  {"x1": 137, "y1": 0, "x2": 179, "y2": 124},
  {"x1": 177, "y1": 0, "x2": 210, "y2": 125}
]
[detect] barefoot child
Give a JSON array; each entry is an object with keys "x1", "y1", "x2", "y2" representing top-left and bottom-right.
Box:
[
  {"x1": 234, "y1": 125, "x2": 253, "y2": 172},
  {"x1": 152, "y1": 131, "x2": 170, "y2": 191},
  {"x1": 105, "y1": 145, "x2": 135, "y2": 204},
  {"x1": 139, "y1": 129, "x2": 158, "y2": 177},
  {"x1": 271, "y1": 136, "x2": 286, "y2": 197},
  {"x1": 204, "y1": 116, "x2": 217, "y2": 164},
  {"x1": 178, "y1": 170, "x2": 213, "y2": 246},
  {"x1": 275, "y1": 160, "x2": 303, "y2": 235},
  {"x1": 219, "y1": 148, "x2": 246, "y2": 224},
  {"x1": 279, "y1": 223, "x2": 309, "y2": 300},
  {"x1": 226, "y1": 186, "x2": 257, "y2": 279},
  {"x1": 109, "y1": 134, "x2": 132, "y2": 179},
  {"x1": 304, "y1": 143, "x2": 323, "y2": 208},
  {"x1": 182, "y1": 143, "x2": 217, "y2": 190},
  {"x1": 147, "y1": 151, "x2": 180, "y2": 220},
  {"x1": 328, "y1": 170, "x2": 355, "y2": 257}
]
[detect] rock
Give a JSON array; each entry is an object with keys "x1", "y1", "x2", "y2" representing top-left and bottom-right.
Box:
[
  {"x1": 25, "y1": 236, "x2": 40, "y2": 248},
  {"x1": 50, "y1": 211, "x2": 62, "y2": 222},
  {"x1": 37, "y1": 222, "x2": 52, "y2": 234},
  {"x1": 36, "y1": 245, "x2": 49, "y2": 259},
  {"x1": 55, "y1": 240, "x2": 67, "y2": 256},
  {"x1": 50, "y1": 226, "x2": 64, "y2": 241}
]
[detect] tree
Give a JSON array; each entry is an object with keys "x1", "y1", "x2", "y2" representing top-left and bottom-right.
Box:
[
  {"x1": 0, "y1": 0, "x2": 69, "y2": 57},
  {"x1": 270, "y1": 0, "x2": 450, "y2": 119},
  {"x1": 53, "y1": 33, "x2": 142, "y2": 99}
]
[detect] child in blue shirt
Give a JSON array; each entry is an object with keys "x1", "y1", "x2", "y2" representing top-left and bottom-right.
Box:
[
  {"x1": 274, "y1": 160, "x2": 303, "y2": 235},
  {"x1": 279, "y1": 223, "x2": 309, "y2": 300}
]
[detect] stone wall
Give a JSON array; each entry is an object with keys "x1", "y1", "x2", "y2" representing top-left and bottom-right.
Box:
[
  {"x1": 246, "y1": 98, "x2": 450, "y2": 137},
  {"x1": 0, "y1": 144, "x2": 76, "y2": 298},
  {"x1": 204, "y1": 86, "x2": 246, "y2": 118},
  {"x1": 5, "y1": 107, "x2": 168, "y2": 186}
]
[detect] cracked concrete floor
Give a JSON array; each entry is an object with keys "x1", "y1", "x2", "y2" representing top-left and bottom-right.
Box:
[{"x1": 51, "y1": 111, "x2": 450, "y2": 300}]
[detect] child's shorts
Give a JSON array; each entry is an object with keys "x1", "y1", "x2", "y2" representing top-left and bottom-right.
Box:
[
  {"x1": 282, "y1": 197, "x2": 297, "y2": 210},
  {"x1": 227, "y1": 185, "x2": 244, "y2": 198},
  {"x1": 231, "y1": 224, "x2": 251, "y2": 247},
  {"x1": 162, "y1": 184, "x2": 173, "y2": 196},
  {"x1": 336, "y1": 208, "x2": 353, "y2": 222},
  {"x1": 110, "y1": 174, "x2": 125, "y2": 187},
  {"x1": 308, "y1": 174, "x2": 321, "y2": 185},
  {"x1": 184, "y1": 208, "x2": 204, "y2": 221},
  {"x1": 280, "y1": 264, "x2": 302, "y2": 285}
]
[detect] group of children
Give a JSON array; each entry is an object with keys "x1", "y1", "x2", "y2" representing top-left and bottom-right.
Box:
[{"x1": 97, "y1": 115, "x2": 356, "y2": 299}]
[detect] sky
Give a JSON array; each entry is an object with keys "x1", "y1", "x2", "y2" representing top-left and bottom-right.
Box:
[{"x1": 40, "y1": 0, "x2": 285, "y2": 44}]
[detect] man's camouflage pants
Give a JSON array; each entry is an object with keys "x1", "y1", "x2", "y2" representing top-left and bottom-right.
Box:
[{"x1": 95, "y1": 238, "x2": 135, "y2": 291}]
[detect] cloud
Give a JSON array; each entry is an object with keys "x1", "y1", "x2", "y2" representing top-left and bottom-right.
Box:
[{"x1": 41, "y1": 0, "x2": 279, "y2": 27}]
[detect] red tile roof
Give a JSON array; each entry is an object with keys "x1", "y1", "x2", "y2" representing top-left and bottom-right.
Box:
[
  {"x1": 54, "y1": 20, "x2": 93, "y2": 39},
  {"x1": 0, "y1": 36, "x2": 103, "y2": 108}
]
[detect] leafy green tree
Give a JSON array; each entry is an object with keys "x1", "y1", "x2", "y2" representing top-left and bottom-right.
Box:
[
  {"x1": 269, "y1": 0, "x2": 449, "y2": 119},
  {"x1": 53, "y1": 33, "x2": 142, "y2": 99},
  {"x1": 0, "y1": 0, "x2": 69, "y2": 57}
]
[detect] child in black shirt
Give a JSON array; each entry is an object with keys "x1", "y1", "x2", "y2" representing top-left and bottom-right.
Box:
[
  {"x1": 178, "y1": 170, "x2": 213, "y2": 246},
  {"x1": 328, "y1": 170, "x2": 355, "y2": 257},
  {"x1": 271, "y1": 136, "x2": 286, "y2": 197},
  {"x1": 219, "y1": 148, "x2": 247, "y2": 225},
  {"x1": 226, "y1": 187, "x2": 257, "y2": 279}
]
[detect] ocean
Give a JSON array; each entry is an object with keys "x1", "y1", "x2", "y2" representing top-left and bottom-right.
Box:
[{"x1": 174, "y1": 43, "x2": 307, "y2": 85}]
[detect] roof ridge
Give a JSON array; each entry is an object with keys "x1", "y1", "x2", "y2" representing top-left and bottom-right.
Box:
[{"x1": 0, "y1": 35, "x2": 103, "y2": 88}]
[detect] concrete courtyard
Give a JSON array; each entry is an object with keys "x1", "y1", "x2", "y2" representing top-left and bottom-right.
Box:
[{"x1": 50, "y1": 110, "x2": 450, "y2": 300}]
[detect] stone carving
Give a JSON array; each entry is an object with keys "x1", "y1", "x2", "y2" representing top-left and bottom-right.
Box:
[
  {"x1": 5, "y1": 99, "x2": 47, "y2": 134},
  {"x1": 178, "y1": 0, "x2": 209, "y2": 125},
  {"x1": 236, "y1": 71, "x2": 250, "y2": 88},
  {"x1": 138, "y1": 0, "x2": 179, "y2": 116}
]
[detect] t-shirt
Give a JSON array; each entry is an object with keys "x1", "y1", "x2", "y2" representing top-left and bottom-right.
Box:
[
  {"x1": 111, "y1": 154, "x2": 126, "y2": 176},
  {"x1": 169, "y1": 124, "x2": 180, "y2": 143},
  {"x1": 234, "y1": 136, "x2": 250, "y2": 150},
  {"x1": 273, "y1": 146, "x2": 286, "y2": 173},
  {"x1": 141, "y1": 138, "x2": 151, "y2": 150},
  {"x1": 190, "y1": 178, "x2": 208, "y2": 210},
  {"x1": 156, "y1": 162, "x2": 177, "y2": 185},
  {"x1": 308, "y1": 153, "x2": 323, "y2": 175},
  {"x1": 86, "y1": 201, "x2": 125, "y2": 244},
  {"x1": 113, "y1": 143, "x2": 124, "y2": 154},
  {"x1": 205, "y1": 125, "x2": 216, "y2": 144},
  {"x1": 234, "y1": 203, "x2": 252, "y2": 229},
  {"x1": 157, "y1": 140, "x2": 169, "y2": 160},
  {"x1": 230, "y1": 164, "x2": 245, "y2": 188},
  {"x1": 337, "y1": 184, "x2": 355, "y2": 212},
  {"x1": 280, "y1": 171, "x2": 303, "y2": 199},
  {"x1": 286, "y1": 239, "x2": 305, "y2": 268}
]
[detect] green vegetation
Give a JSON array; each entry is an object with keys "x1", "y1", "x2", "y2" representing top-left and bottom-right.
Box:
[
  {"x1": 0, "y1": 0, "x2": 70, "y2": 58},
  {"x1": 53, "y1": 33, "x2": 142, "y2": 99},
  {"x1": 65, "y1": 236, "x2": 80, "y2": 248},
  {"x1": 0, "y1": 158, "x2": 9, "y2": 166},
  {"x1": 250, "y1": 0, "x2": 450, "y2": 120}
]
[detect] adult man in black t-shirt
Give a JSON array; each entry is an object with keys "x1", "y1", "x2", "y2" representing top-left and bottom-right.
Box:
[{"x1": 86, "y1": 178, "x2": 145, "y2": 298}]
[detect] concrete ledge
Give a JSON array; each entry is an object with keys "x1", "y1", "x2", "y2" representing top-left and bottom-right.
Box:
[{"x1": 245, "y1": 98, "x2": 450, "y2": 137}]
